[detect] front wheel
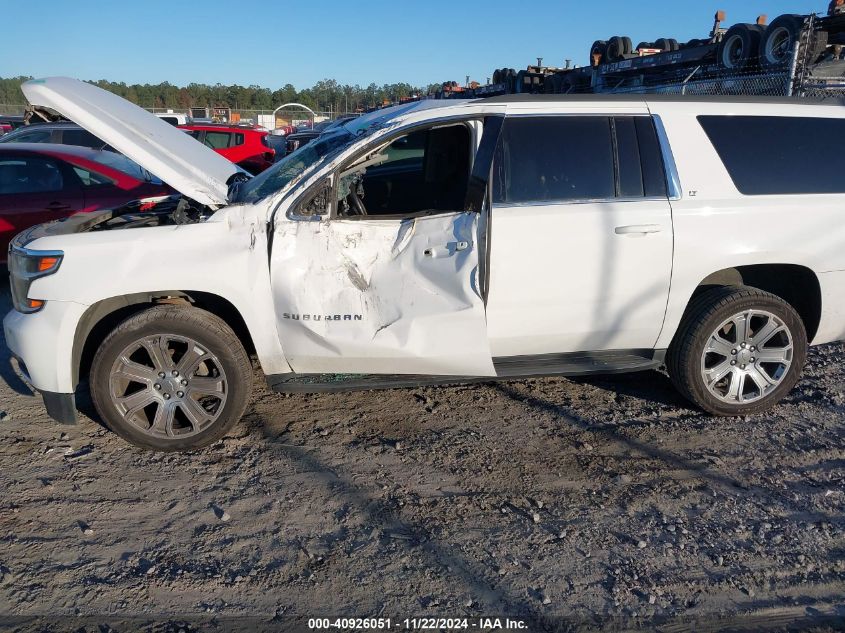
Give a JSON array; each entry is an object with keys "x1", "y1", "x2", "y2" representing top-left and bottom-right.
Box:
[
  {"x1": 667, "y1": 286, "x2": 807, "y2": 416},
  {"x1": 90, "y1": 305, "x2": 253, "y2": 451}
]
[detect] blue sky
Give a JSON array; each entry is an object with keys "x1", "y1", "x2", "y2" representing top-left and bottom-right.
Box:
[{"x1": 0, "y1": 0, "x2": 828, "y2": 89}]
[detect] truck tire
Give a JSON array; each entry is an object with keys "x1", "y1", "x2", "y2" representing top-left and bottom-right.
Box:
[
  {"x1": 760, "y1": 14, "x2": 804, "y2": 68},
  {"x1": 655, "y1": 38, "x2": 680, "y2": 52},
  {"x1": 718, "y1": 24, "x2": 765, "y2": 70},
  {"x1": 90, "y1": 305, "x2": 253, "y2": 452},
  {"x1": 761, "y1": 14, "x2": 828, "y2": 68},
  {"x1": 606, "y1": 36, "x2": 633, "y2": 62},
  {"x1": 666, "y1": 286, "x2": 807, "y2": 417}
]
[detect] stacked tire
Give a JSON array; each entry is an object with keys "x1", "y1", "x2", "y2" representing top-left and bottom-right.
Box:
[{"x1": 759, "y1": 14, "x2": 828, "y2": 69}]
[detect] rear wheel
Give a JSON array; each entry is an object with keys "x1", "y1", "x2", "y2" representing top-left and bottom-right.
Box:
[
  {"x1": 90, "y1": 305, "x2": 253, "y2": 451},
  {"x1": 718, "y1": 24, "x2": 764, "y2": 70},
  {"x1": 667, "y1": 286, "x2": 807, "y2": 416}
]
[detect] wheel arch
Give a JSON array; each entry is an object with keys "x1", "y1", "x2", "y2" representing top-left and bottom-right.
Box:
[
  {"x1": 684, "y1": 263, "x2": 822, "y2": 342},
  {"x1": 72, "y1": 291, "x2": 256, "y2": 386}
]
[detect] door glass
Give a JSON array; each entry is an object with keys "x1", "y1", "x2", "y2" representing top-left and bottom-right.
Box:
[
  {"x1": 336, "y1": 124, "x2": 471, "y2": 218},
  {"x1": 0, "y1": 157, "x2": 64, "y2": 194},
  {"x1": 203, "y1": 131, "x2": 232, "y2": 149},
  {"x1": 1, "y1": 129, "x2": 51, "y2": 144},
  {"x1": 72, "y1": 166, "x2": 112, "y2": 186},
  {"x1": 62, "y1": 128, "x2": 104, "y2": 148},
  {"x1": 494, "y1": 116, "x2": 615, "y2": 204}
]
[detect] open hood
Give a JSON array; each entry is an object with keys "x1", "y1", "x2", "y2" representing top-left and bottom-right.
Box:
[{"x1": 22, "y1": 77, "x2": 239, "y2": 207}]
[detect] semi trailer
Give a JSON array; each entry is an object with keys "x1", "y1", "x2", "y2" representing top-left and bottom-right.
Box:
[{"x1": 439, "y1": 2, "x2": 845, "y2": 99}]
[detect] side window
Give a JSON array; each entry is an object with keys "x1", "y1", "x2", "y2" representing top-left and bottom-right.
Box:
[
  {"x1": 335, "y1": 124, "x2": 471, "y2": 218},
  {"x1": 61, "y1": 129, "x2": 104, "y2": 148},
  {"x1": 699, "y1": 115, "x2": 845, "y2": 195},
  {"x1": 0, "y1": 157, "x2": 64, "y2": 194},
  {"x1": 72, "y1": 166, "x2": 112, "y2": 186},
  {"x1": 233, "y1": 133, "x2": 245, "y2": 146},
  {"x1": 493, "y1": 116, "x2": 668, "y2": 204},
  {"x1": 292, "y1": 179, "x2": 332, "y2": 219},
  {"x1": 493, "y1": 116, "x2": 615, "y2": 204},
  {"x1": 203, "y1": 131, "x2": 231, "y2": 149},
  {"x1": 7, "y1": 129, "x2": 52, "y2": 144}
]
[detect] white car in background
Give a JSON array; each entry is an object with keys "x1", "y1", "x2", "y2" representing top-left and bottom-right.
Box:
[{"x1": 5, "y1": 77, "x2": 845, "y2": 451}]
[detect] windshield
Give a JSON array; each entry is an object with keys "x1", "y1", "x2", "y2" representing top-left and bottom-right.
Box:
[{"x1": 235, "y1": 128, "x2": 355, "y2": 203}]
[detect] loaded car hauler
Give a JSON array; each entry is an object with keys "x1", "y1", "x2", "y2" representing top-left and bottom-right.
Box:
[{"x1": 440, "y1": 2, "x2": 845, "y2": 99}]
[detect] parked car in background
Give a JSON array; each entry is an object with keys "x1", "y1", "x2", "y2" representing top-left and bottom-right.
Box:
[
  {"x1": 285, "y1": 115, "x2": 358, "y2": 153},
  {"x1": 0, "y1": 122, "x2": 111, "y2": 150},
  {"x1": 155, "y1": 112, "x2": 189, "y2": 126},
  {"x1": 0, "y1": 115, "x2": 26, "y2": 135},
  {"x1": 0, "y1": 143, "x2": 174, "y2": 262},
  {"x1": 179, "y1": 123, "x2": 274, "y2": 174},
  {"x1": 265, "y1": 134, "x2": 289, "y2": 162}
]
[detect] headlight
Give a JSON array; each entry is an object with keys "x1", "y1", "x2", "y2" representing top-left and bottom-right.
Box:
[{"x1": 8, "y1": 244, "x2": 63, "y2": 313}]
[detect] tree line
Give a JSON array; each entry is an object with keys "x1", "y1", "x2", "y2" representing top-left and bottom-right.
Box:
[{"x1": 0, "y1": 76, "x2": 441, "y2": 113}]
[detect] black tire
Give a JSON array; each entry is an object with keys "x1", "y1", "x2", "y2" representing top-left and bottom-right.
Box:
[
  {"x1": 760, "y1": 14, "x2": 803, "y2": 68},
  {"x1": 635, "y1": 41, "x2": 653, "y2": 52},
  {"x1": 656, "y1": 38, "x2": 680, "y2": 52},
  {"x1": 590, "y1": 40, "x2": 607, "y2": 66},
  {"x1": 666, "y1": 286, "x2": 807, "y2": 417},
  {"x1": 492, "y1": 68, "x2": 502, "y2": 84},
  {"x1": 90, "y1": 305, "x2": 253, "y2": 451},
  {"x1": 606, "y1": 36, "x2": 633, "y2": 61},
  {"x1": 513, "y1": 70, "x2": 527, "y2": 93},
  {"x1": 718, "y1": 24, "x2": 765, "y2": 70}
]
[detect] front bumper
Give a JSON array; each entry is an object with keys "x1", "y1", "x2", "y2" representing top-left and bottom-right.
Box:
[{"x1": 3, "y1": 300, "x2": 89, "y2": 424}]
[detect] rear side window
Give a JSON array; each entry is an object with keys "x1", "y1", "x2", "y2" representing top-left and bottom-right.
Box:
[
  {"x1": 234, "y1": 133, "x2": 245, "y2": 146},
  {"x1": 0, "y1": 157, "x2": 64, "y2": 194},
  {"x1": 61, "y1": 129, "x2": 104, "y2": 148},
  {"x1": 72, "y1": 166, "x2": 112, "y2": 186},
  {"x1": 699, "y1": 115, "x2": 845, "y2": 195}
]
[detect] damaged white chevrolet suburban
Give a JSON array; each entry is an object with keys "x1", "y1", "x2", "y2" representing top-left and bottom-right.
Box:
[{"x1": 5, "y1": 77, "x2": 845, "y2": 450}]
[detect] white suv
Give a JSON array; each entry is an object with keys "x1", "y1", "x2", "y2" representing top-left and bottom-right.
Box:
[{"x1": 5, "y1": 77, "x2": 845, "y2": 451}]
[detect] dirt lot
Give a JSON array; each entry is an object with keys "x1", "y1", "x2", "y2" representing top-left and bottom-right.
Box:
[{"x1": 0, "y1": 278, "x2": 843, "y2": 632}]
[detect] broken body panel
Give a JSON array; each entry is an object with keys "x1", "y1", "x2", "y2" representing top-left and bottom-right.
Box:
[{"x1": 12, "y1": 79, "x2": 506, "y2": 397}]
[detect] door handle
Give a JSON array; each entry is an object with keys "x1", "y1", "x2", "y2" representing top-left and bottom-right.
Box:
[
  {"x1": 46, "y1": 201, "x2": 71, "y2": 211},
  {"x1": 424, "y1": 241, "x2": 471, "y2": 258},
  {"x1": 614, "y1": 224, "x2": 663, "y2": 236}
]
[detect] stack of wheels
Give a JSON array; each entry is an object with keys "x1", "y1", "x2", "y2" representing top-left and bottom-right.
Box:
[
  {"x1": 590, "y1": 40, "x2": 607, "y2": 66},
  {"x1": 493, "y1": 68, "x2": 516, "y2": 93},
  {"x1": 718, "y1": 23, "x2": 765, "y2": 70},
  {"x1": 760, "y1": 14, "x2": 828, "y2": 69},
  {"x1": 654, "y1": 38, "x2": 680, "y2": 52},
  {"x1": 636, "y1": 41, "x2": 654, "y2": 52},
  {"x1": 605, "y1": 36, "x2": 633, "y2": 62}
]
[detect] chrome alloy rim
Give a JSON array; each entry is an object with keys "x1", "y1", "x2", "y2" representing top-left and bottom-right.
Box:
[
  {"x1": 699, "y1": 309, "x2": 793, "y2": 405},
  {"x1": 108, "y1": 334, "x2": 227, "y2": 439}
]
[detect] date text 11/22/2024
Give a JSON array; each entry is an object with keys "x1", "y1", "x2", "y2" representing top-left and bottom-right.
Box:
[{"x1": 307, "y1": 617, "x2": 529, "y2": 630}]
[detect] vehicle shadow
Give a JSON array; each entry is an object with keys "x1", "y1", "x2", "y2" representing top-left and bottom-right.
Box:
[
  {"x1": 0, "y1": 274, "x2": 36, "y2": 396},
  {"x1": 569, "y1": 369, "x2": 690, "y2": 409},
  {"x1": 251, "y1": 411, "x2": 553, "y2": 627},
  {"x1": 491, "y1": 381, "x2": 842, "y2": 526}
]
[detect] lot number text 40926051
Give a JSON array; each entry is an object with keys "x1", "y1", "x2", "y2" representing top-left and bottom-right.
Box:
[{"x1": 307, "y1": 617, "x2": 528, "y2": 630}]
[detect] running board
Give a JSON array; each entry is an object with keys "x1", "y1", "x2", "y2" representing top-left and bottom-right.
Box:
[{"x1": 267, "y1": 350, "x2": 664, "y2": 394}]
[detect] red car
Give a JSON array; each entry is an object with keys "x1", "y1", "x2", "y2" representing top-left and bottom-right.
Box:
[
  {"x1": 0, "y1": 144, "x2": 174, "y2": 263},
  {"x1": 179, "y1": 124, "x2": 275, "y2": 174}
]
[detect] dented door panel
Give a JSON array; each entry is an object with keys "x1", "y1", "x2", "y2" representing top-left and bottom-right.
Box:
[{"x1": 271, "y1": 212, "x2": 495, "y2": 376}]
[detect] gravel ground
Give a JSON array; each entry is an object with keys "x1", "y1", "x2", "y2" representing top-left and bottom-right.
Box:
[{"x1": 0, "y1": 278, "x2": 843, "y2": 632}]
